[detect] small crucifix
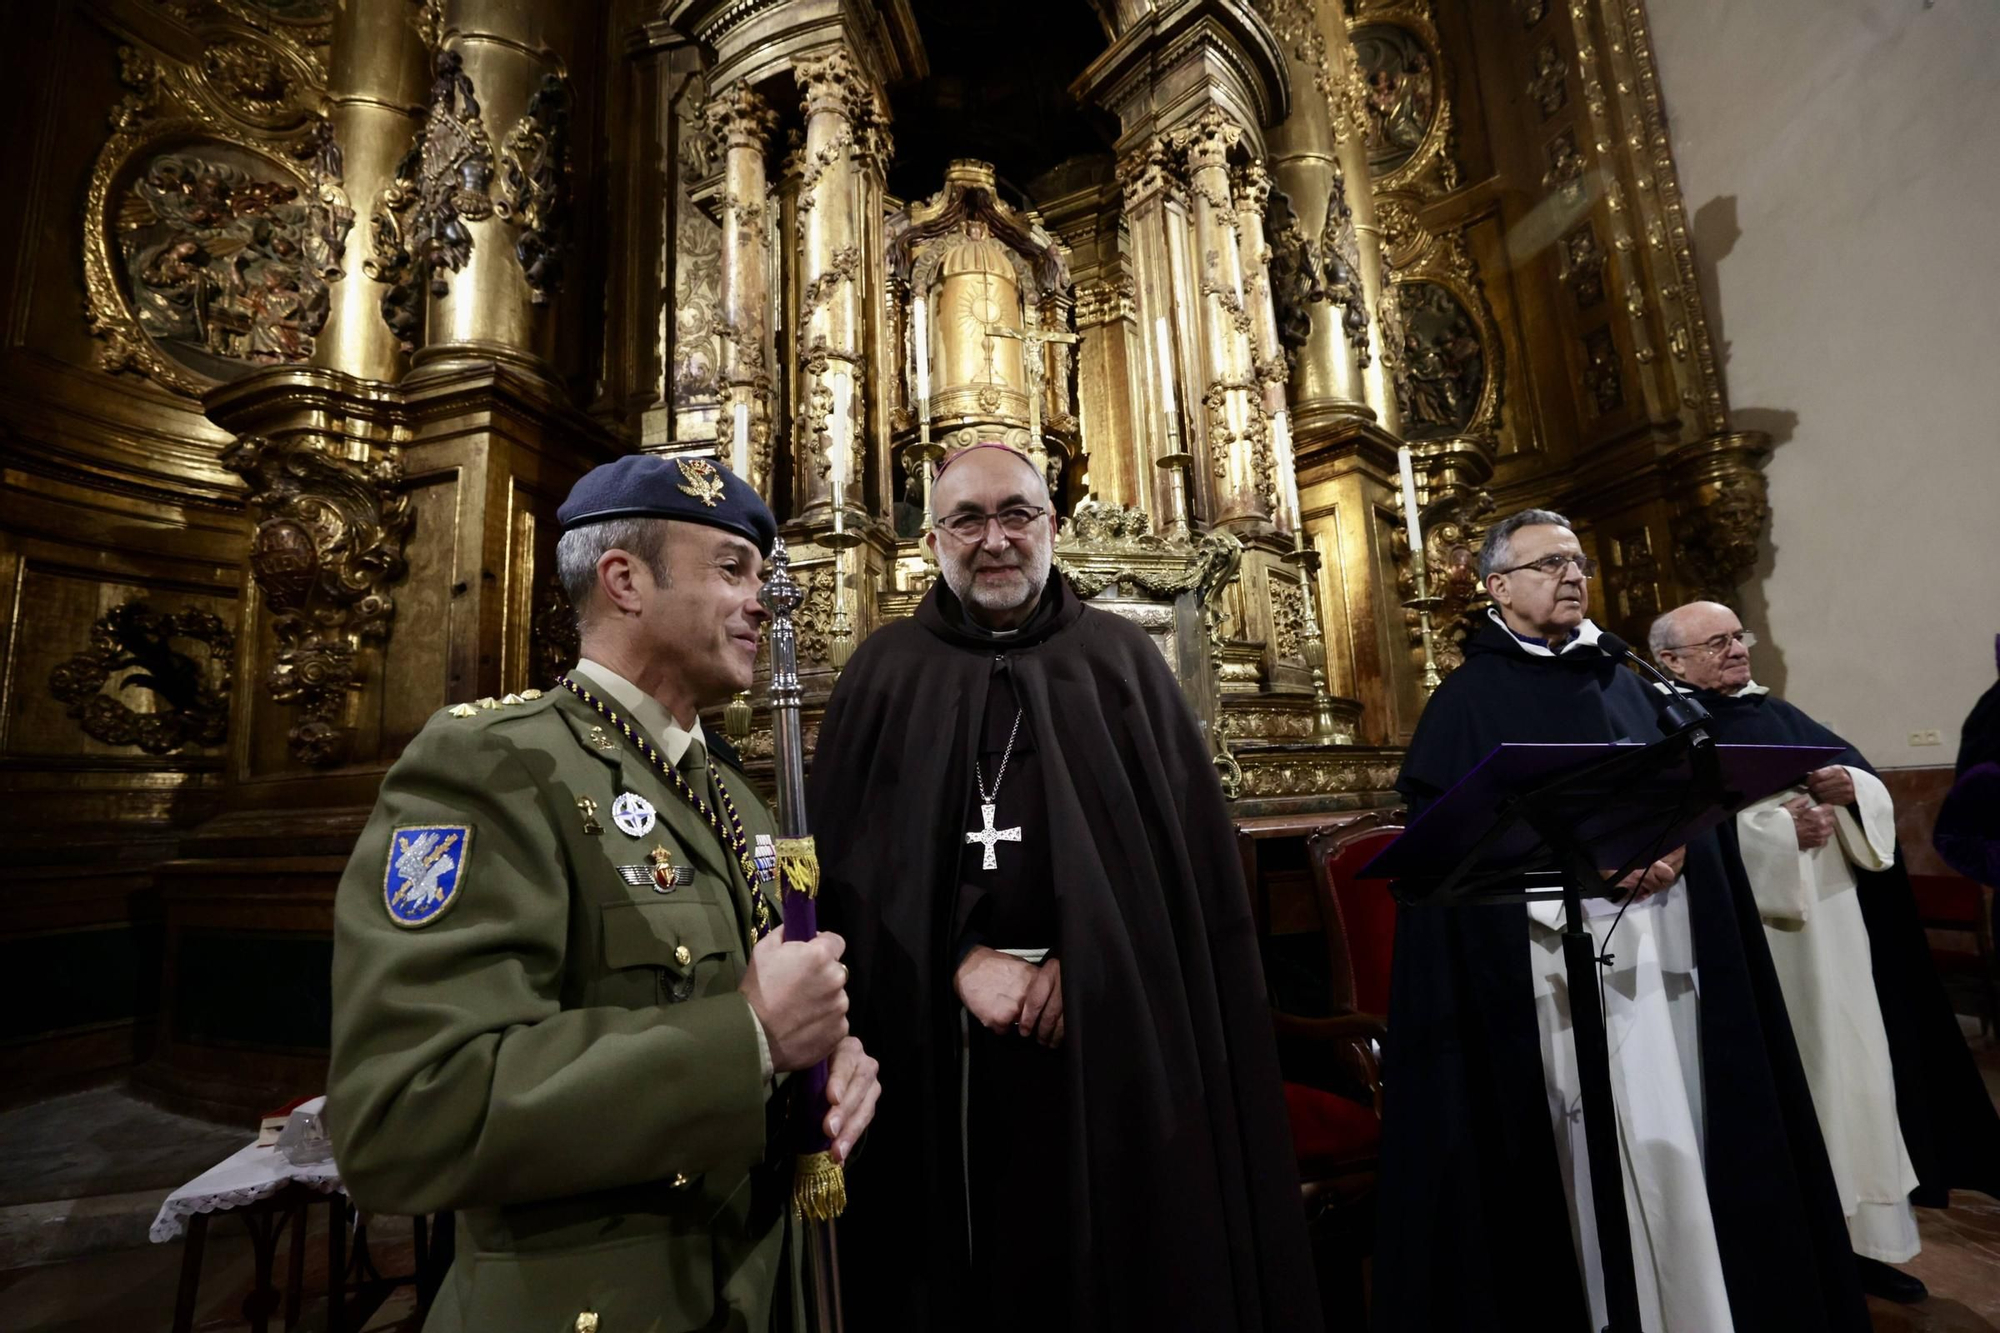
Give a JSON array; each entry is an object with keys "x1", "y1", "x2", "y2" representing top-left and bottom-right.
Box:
[
  {"x1": 964, "y1": 801, "x2": 1023, "y2": 871},
  {"x1": 983, "y1": 310, "x2": 1080, "y2": 461}
]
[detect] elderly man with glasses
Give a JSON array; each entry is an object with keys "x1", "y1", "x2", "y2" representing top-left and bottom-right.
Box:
[
  {"x1": 1652, "y1": 600, "x2": 2000, "y2": 1304},
  {"x1": 803, "y1": 443, "x2": 1320, "y2": 1331},
  {"x1": 1377, "y1": 510, "x2": 1869, "y2": 1333}
]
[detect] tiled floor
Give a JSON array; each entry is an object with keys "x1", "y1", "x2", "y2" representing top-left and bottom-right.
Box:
[
  {"x1": 0, "y1": 1204, "x2": 420, "y2": 1333},
  {"x1": 1869, "y1": 1189, "x2": 2000, "y2": 1331},
  {"x1": 0, "y1": 1089, "x2": 246, "y2": 1210}
]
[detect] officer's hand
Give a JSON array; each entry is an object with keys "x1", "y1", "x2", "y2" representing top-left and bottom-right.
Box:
[
  {"x1": 954, "y1": 946, "x2": 1034, "y2": 1034},
  {"x1": 823, "y1": 1035, "x2": 881, "y2": 1163},
  {"x1": 740, "y1": 931, "x2": 849, "y2": 1072}
]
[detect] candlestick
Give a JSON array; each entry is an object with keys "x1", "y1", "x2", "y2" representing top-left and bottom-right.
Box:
[
  {"x1": 1154, "y1": 315, "x2": 1176, "y2": 422},
  {"x1": 1394, "y1": 446, "x2": 1443, "y2": 699},
  {"x1": 913, "y1": 297, "x2": 930, "y2": 402}
]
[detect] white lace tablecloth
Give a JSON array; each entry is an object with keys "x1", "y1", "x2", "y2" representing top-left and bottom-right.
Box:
[{"x1": 149, "y1": 1141, "x2": 345, "y2": 1242}]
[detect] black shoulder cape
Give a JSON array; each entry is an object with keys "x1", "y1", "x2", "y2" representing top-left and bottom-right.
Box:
[
  {"x1": 1936, "y1": 674, "x2": 2000, "y2": 885},
  {"x1": 1693, "y1": 685, "x2": 2000, "y2": 1204},
  {"x1": 1374, "y1": 618, "x2": 1867, "y2": 1332},
  {"x1": 808, "y1": 576, "x2": 1321, "y2": 1330}
]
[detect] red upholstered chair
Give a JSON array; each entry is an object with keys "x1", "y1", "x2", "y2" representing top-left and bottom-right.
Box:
[
  {"x1": 1911, "y1": 874, "x2": 2000, "y2": 1036},
  {"x1": 1267, "y1": 813, "x2": 1404, "y2": 1328}
]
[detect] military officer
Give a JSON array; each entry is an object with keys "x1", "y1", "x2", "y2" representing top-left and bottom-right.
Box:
[{"x1": 328, "y1": 453, "x2": 879, "y2": 1333}]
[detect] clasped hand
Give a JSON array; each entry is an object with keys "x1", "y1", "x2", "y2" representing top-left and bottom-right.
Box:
[
  {"x1": 1784, "y1": 795, "x2": 1837, "y2": 851},
  {"x1": 1614, "y1": 844, "x2": 1686, "y2": 900},
  {"x1": 954, "y1": 946, "x2": 1064, "y2": 1047},
  {"x1": 1805, "y1": 764, "x2": 1855, "y2": 808}
]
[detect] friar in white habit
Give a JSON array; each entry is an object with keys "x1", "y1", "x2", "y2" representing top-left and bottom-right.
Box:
[
  {"x1": 1654, "y1": 599, "x2": 2000, "y2": 1305},
  {"x1": 1375, "y1": 510, "x2": 1868, "y2": 1333}
]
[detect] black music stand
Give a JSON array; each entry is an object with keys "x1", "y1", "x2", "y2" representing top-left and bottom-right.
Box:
[{"x1": 1361, "y1": 735, "x2": 1841, "y2": 1333}]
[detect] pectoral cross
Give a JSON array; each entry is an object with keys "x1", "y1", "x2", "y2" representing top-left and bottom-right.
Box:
[
  {"x1": 964, "y1": 801, "x2": 1023, "y2": 871},
  {"x1": 983, "y1": 313, "x2": 1081, "y2": 457}
]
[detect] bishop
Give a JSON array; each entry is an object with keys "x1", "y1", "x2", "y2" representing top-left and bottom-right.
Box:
[{"x1": 808, "y1": 444, "x2": 1319, "y2": 1331}]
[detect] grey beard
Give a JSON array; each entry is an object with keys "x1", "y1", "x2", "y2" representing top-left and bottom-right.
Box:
[{"x1": 941, "y1": 558, "x2": 1049, "y2": 626}]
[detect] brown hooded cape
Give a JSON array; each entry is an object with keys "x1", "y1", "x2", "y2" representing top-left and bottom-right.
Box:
[{"x1": 808, "y1": 575, "x2": 1320, "y2": 1330}]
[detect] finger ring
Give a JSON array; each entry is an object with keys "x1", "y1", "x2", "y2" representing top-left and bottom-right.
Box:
[{"x1": 839, "y1": 963, "x2": 849, "y2": 980}]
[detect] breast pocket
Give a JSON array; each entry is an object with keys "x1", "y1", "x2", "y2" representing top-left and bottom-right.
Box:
[{"x1": 601, "y1": 899, "x2": 741, "y2": 1005}]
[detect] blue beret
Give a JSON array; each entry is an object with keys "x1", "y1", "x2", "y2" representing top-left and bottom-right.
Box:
[{"x1": 558, "y1": 453, "x2": 777, "y2": 556}]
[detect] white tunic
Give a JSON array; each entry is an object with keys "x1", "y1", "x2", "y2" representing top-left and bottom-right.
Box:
[
  {"x1": 1500, "y1": 618, "x2": 1737, "y2": 1330},
  {"x1": 1529, "y1": 887, "x2": 1737, "y2": 1332},
  {"x1": 1736, "y1": 763, "x2": 1920, "y2": 1262}
]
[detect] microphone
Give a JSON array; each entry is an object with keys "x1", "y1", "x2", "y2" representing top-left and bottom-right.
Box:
[
  {"x1": 1596, "y1": 631, "x2": 1712, "y2": 735},
  {"x1": 1598, "y1": 628, "x2": 1729, "y2": 816}
]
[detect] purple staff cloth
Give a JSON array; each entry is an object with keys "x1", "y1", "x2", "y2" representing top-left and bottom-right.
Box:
[{"x1": 784, "y1": 884, "x2": 835, "y2": 1156}]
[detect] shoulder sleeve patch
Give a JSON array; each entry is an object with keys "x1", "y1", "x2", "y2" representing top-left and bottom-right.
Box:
[{"x1": 384, "y1": 824, "x2": 472, "y2": 927}]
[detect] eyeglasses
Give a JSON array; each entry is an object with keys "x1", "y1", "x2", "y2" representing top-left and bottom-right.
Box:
[
  {"x1": 1666, "y1": 630, "x2": 1756, "y2": 656},
  {"x1": 1499, "y1": 552, "x2": 1598, "y2": 579},
  {"x1": 935, "y1": 505, "x2": 1049, "y2": 542}
]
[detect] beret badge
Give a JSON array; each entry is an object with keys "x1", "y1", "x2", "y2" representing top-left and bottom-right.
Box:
[{"x1": 676, "y1": 457, "x2": 725, "y2": 508}]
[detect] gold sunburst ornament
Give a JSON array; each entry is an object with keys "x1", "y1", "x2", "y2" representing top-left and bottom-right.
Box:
[{"x1": 675, "y1": 456, "x2": 725, "y2": 507}]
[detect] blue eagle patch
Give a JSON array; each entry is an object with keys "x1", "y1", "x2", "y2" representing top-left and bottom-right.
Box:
[{"x1": 384, "y1": 825, "x2": 472, "y2": 928}]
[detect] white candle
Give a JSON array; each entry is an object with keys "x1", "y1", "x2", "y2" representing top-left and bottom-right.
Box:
[
  {"x1": 830, "y1": 371, "x2": 850, "y2": 534},
  {"x1": 1272, "y1": 408, "x2": 1301, "y2": 530},
  {"x1": 913, "y1": 297, "x2": 931, "y2": 404},
  {"x1": 1397, "y1": 445, "x2": 1423, "y2": 555},
  {"x1": 731, "y1": 401, "x2": 749, "y2": 479},
  {"x1": 1154, "y1": 316, "x2": 1177, "y2": 427}
]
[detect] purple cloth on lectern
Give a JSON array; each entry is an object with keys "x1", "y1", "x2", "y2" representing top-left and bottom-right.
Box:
[{"x1": 1360, "y1": 740, "x2": 1844, "y2": 885}]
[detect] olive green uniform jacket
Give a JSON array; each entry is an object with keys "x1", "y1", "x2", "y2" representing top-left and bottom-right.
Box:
[{"x1": 328, "y1": 687, "x2": 803, "y2": 1333}]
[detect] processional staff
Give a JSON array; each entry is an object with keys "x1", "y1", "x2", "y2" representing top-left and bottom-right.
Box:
[{"x1": 761, "y1": 537, "x2": 847, "y2": 1332}]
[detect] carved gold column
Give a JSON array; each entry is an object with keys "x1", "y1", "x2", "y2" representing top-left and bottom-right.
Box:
[
  {"x1": 1234, "y1": 159, "x2": 1290, "y2": 530},
  {"x1": 1259, "y1": 0, "x2": 1374, "y2": 429},
  {"x1": 709, "y1": 83, "x2": 777, "y2": 492},
  {"x1": 412, "y1": 0, "x2": 575, "y2": 378},
  {"x1": 316, "y1": 0, "x2": 428, "y2": 382},
  {"x1": 1116, "y1": 138, "x2": 1180, "y2": 523},
  {"x1": 1041, "y1": 172, "x2": 1144, "y2": 510},
  {"x1": 1173, "y1": 109, "x2": 1271, "y2": 533},
  {"x1": 1325, "y1": 17, "x2": 1401, "y2": 433},
  {"x1": 852, "y1": 88, "x2": 895, "y2": 527},
  {"x1": 793, "y1": 49, "x2": 865, "y2": 525}
]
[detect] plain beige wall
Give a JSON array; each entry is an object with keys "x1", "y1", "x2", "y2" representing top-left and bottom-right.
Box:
[{"x1": 1647, "y1": 0, "x2": 2000, "y2": 761}]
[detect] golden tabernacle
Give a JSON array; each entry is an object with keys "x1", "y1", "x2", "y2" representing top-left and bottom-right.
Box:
[{"x1": 1, "y1": 0, "x2": 1776, "y2": 1114}]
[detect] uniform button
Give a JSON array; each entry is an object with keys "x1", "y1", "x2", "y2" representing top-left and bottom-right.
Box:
[{"x1": 674, "y1": 944, "x2": 693, "y2": 966}]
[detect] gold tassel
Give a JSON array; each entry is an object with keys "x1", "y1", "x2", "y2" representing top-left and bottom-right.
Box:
[
  {"x1": 775, "y1": 836, "x2": 819, "y2": 900},
  {"x1": 794, "y1": 1149, "x2": 847, "y2": 1221}
]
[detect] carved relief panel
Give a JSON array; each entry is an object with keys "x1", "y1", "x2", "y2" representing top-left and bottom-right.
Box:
[
  {"x1": 85, "y1": 36, "x2": 343, "y2": 397},
  {"x1": 1375, "y1": 201, "x2": 1503, "y2": 448},
  {"x1": 1350, "y1": 2, "x2": 1461, "y2": 199}
]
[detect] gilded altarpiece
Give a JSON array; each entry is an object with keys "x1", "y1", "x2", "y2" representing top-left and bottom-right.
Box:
[
  {"x1": 0, "y1": 0, "x2": 1775, "y2": 1112},
  {"x1": 1346, "y1": 0, "x2": 1773, "y2": 684}
]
